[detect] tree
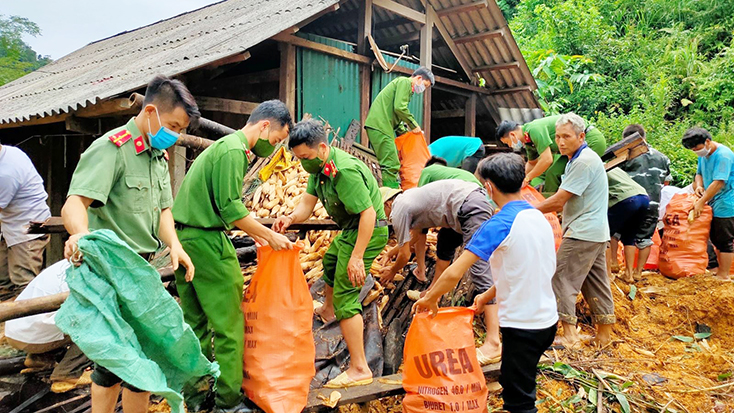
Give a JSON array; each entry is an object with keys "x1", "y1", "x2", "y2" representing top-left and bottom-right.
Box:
[{"x1": 0, "y1": 14, "x2": 51, "y2": 86}]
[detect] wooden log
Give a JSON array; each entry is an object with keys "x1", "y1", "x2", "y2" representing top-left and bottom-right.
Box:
[
  {"x1": 303, "y1": 363, "x2": 501, "y2": 411},
  {"x1": 178, "y1": 133, "x2": 215, "y2": 150},
  {"x1": 0, "y1": 268, "x2": 174, "y2": 322},
  {"x1": 196, "y1": 117, "x2": 236, "y2": 136},
  {"x1": 195, "y1": 96, "x2": 259, "y2": 115},
  {"x1": 373, "y1": 0, "x2": 426, "y2": 24},
  {"x1": 0, "y1": 357, "x2": 28, "y2": 376}
]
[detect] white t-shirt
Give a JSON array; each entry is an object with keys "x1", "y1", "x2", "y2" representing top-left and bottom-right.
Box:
[
  {"x1": 0, "y1": 145, "x2": 51, "y2": 246},
  {"x1": 5, "y1": 260, "x2": 70, "y2": 344},
  {"x1": 466, "y1": 201, "x2": 558, "y2": 329}
]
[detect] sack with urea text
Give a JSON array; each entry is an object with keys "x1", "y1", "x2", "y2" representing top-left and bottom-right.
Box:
[
  {"x1": 659, "y1": 194, "x2": 712, "y2": 279},
  {"x1": 241, "y1": 243, "x2": 315, "y2": 413},
  {"x1": 395, "y1": 131, "x2": 431, "y2": 191},
  {"x1": 402, "y1": 307, "x2": 488, "y2": 413},
  {"x1": 520, "y1": 185, "x2": 562, "y2": 251}
]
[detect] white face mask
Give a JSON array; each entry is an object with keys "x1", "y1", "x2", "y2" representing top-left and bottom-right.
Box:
[
  {"x1": 694, "y1": 148, "x2": 709, "y2": 157},
  {"x1": 413, "y1": 82, "x2": 426, "y2": 94}
]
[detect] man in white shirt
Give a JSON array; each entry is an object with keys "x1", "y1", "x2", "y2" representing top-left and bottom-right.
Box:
[
  {"x1": 0, "y1": 143, "x2": 52, "y2": 289},
  {"x1": 414, "y1": 153, "x2": 557, "y2": 413}
]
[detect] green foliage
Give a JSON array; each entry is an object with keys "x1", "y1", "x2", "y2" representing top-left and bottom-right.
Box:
[
  {"x1": 509, "y1": 0, "x2": 734, "y2": 186},
  {"x1": 0, "y1": 14, "x2": 51, "y2": 86}
]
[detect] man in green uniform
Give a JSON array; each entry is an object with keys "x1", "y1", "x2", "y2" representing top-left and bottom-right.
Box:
[
  {"x1": 418, "y1": 156, "x2": 482, "y2": 187},
  {"x1": 365, "y1": 67, "x2": 434, "y2": 189},
  {"x1": 496, "y1": 114, "x2": 606, "y2": 194},
  {"x1": 172, "y1": 100, "x2": 294, "y2": 412},
  {"x1": 61, "y1": 75, "x2": 198, "y2": 413},
  {"x1": 273, "y1": 119, "x2": 389, "y2": 388}
]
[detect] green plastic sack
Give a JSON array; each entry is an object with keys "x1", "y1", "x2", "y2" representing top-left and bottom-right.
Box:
[{"x1": 56, "y1": 230, "x2": 219, "y2": 412}]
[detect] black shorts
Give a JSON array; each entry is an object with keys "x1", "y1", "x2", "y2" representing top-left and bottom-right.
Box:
[
  {"x1": 711, "y1": 217, "x2": 734, "y2": 253},
  {"x1": 436, "y1": 227, "x2": 463, "y2": 261},
  {"x1": 91, "y1": 364, "x2": 145, "y2": 392}
]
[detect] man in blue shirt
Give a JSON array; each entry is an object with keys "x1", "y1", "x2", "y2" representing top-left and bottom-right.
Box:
[
  {"x1": 414, "y1": 153, "x2": 557, "y2": 413},
  {"x1": 682, "y1": 128, "x2": 734, "y2": 280},
  {"x1": 428, "y1": 136, "x2": 485, "y2": 173}
]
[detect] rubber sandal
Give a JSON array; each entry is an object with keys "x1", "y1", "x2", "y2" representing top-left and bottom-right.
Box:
[
  {"x1": 476, "y1": 348, "x2": 501, "y2": 366},
  {"x1": 324, "y1": 372, "x2": 373, "y2": 388}
]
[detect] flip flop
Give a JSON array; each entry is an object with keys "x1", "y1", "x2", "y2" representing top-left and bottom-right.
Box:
[
  {"x1": 51, "y1": 370, "x2": 93, "y2": 393},
  {"x1": 476, "y1": 348, "x2": 501, "y2": 366},
  {"x1": 324, "y1": 372, "x2": 373, "y2": 389}
]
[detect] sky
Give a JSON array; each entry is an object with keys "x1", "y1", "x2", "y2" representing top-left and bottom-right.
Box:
[{"x1": 3, "y1": 0, "x2": 219, "y2": 59}]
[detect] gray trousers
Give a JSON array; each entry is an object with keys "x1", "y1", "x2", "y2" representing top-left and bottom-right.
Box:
[
  {"x1": 0, "y1": 235, "x2": 48, "y2": 287},
  {"x1": 552, "y1": 238, "x2": 616, "y2": 325}
]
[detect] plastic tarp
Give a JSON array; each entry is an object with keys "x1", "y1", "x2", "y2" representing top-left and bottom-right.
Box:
[{"x1": 56, "y1": 230, "x2": 219, "y2": 413}]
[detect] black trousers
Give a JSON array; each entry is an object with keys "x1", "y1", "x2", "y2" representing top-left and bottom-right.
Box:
[
  {"x1": 499, "y1": 324, "x2": 557, "y2": 413},
  {"x1": 460, "y1": 145, "x2": 486, "y2": 174}
]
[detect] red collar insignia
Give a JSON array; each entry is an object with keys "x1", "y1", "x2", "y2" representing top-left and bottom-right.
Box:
[
  {"x1": 134, "y1": 136, "x2": 146, "y2": 154},
  {"x1": 322, "y1": 160, "x2": 338, "y2": 178},
  {"x1": 109, "y1": 130, "x2": 132, "y2": 147},
  {"x1": 523, "y1": 132, "x2": 533, "y2": 145}
]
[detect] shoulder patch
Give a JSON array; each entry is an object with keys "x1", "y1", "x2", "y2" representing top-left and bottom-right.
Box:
[
  {"x1": 133, "y1": 136, "x2": 146, "y2": 154},
  {"x1": 323, "y1": 159, "x2": 338, "y2": 179},
  {"x1": 108, "y1": 130, "x2": 132, "y2": 147}
]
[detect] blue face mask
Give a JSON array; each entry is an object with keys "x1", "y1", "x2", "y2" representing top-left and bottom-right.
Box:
[{"x1": 147, "y1": 106, "x2": 180, "y2": 150}]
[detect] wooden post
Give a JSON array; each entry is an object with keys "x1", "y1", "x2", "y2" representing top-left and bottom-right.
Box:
[
  {"x1": 420, "y1": 8, "x2": 433, "y2": 143},
  {"x1": 465, "y1": 93, "x2": 477, "y2": 137},
  {"x1": 168, "y1": 146, "x2": 187, "y2": 199},
  {"x1": 279, "y1": 43, "x2": 297, "y2": 118},
  {"x1": 358, "y1": 0, "x2": 373, "y2": 145}
]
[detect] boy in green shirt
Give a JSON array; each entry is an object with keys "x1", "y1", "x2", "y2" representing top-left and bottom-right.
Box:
[
  {"x1": 365, "y1": 67, "x2": 434, "y2": 189},
  {"x1": 274, "y1": 119, "x2": 388, "y2": 388},
  {"x1": 172, "y1": 100, "x2": 293, "y2": 412}
]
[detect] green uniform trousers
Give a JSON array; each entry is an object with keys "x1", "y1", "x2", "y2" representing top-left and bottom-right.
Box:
[
  {"x1": 175, "y1": 226, "x2": 244, "y2": 408},
  {"x1": 323, "y1": 226, "x2": 389, "y2": 320},
  {"x1": 542, "y1": 127, "x2": 607, "y2": 194},
  {"x1": 366, "y1": 128, "x2": 400, "y2": 189}
]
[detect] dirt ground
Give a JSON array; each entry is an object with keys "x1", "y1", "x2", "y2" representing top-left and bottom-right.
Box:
[{"x1": 333, "y1": 270, "x2": 734, "y2": 413}]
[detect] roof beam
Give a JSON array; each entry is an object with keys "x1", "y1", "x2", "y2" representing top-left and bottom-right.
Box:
[
  {"x1": 296, "y1": 3, "x2": 340, "y2": 29},
  {"x1": 433, "y1": 108, "x2": 464, "y2": 119},
  {"x1": 453, "y1": 28, "x2": 504, "y2": 44},
  {"x1": 195, "y1": 96, "x2": 259, "y2": 115},
  {"x1": 489, "y1": 86, "x2": 533, "y2": 95},
  {"x1": 436, "y1": 1, "x2": 488, "y2": 17},
  {"x1": 272, "y1": 33, "x2": 373, "y2": 65},
  {"x1": 425, "y1": 2, "x2": 473, "y2": 81},
  {"x1": 472, "y1": 61, "x2": 520, "y2": 72},
  {"x1": 373, "y1": 0, "x2": 426, "y2": 24}
]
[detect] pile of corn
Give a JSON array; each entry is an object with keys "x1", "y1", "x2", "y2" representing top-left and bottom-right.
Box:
[
  {"x1": 245, "y1": 164, "x2": 328, "y2": 220},
  {"x1": 243, "y1": 163, "x2": 333, "y2": 282}
]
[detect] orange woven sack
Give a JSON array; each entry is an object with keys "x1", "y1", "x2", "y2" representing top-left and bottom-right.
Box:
[
  {"x1": 395, "y1": 131, "x2": 431, "y2": 190},
  {"x1": 241, "y1": 243, "x2": 315, "y2": 413},
  {"x1": 659, "y1": 194, "x2": 713, "y2": 279},
  {"x1": 615, "y1": 230, "x2": 662, "y2": 270},
  {"x1": 520, "y1": 185, "x2": 562, "y2": 251},
  {"x1": 403, "y1": 307, "x2": 488, "y2": 413}
]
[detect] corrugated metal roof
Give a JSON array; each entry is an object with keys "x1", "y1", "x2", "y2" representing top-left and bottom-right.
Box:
[
  {"x1": 304, "y1": 0, "x2": 543, "y2": 123},
  {"x1": 0, "y1": 0, "x2": 339, "y2": 125}
]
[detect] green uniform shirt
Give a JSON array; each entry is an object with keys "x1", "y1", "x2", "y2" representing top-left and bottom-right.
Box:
[
  {"x1": 523, "y1": 115, "x2": 563, "y2": 161},
  {"x1": 607, "y1": 168, "x2": 647, "y2": 208},
  {"x1": 172, "y1": 131, "x2": 251, "y2": 230},
  {"x1": 364, "y1": 77, "x2": 419, "y2": 136},
  {"x1": 67, "y1": 118, "x2": 173, "y2": 253},
  {"x1": 418, "y1": 164, "x2": 481, "y2": 187},
  {"x1": 306, "y1": 147, "x2": 386, "y2": 229}
]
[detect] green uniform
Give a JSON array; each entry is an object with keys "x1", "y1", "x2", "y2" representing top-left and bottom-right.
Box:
[
  {"x1": 68, "y1": 118, "x2": 172, "y2": 253},
  {"x1": 365, "y1": 77, "x2": 420, "y2": 189},
  {"x1": 523, "y1": 115, "x2": 606, "y2": 194},
  {"x1": 306, "y1": 147, "x2": 389, "y2": 320},
  {"x1": 418, "y1": 164, "x2": 482, "y2": 187},
  {"x1": 171, "y1": 130, "x2": 251, "y2": 408},
  {"x1": 607, "y1": 168, "x2": 647, "y2": 208}
]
